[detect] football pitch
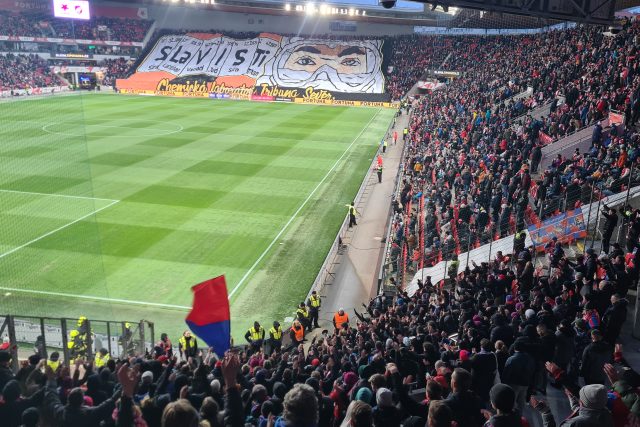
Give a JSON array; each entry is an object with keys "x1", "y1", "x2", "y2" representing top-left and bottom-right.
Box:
[{"x1": 0, "y1": 93, "x2": 394, "y2": 341}]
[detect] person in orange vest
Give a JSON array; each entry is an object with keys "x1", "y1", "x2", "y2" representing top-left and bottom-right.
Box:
[
  {"x1": 393, "y1": 130, "x2": 398, "y2": 144},
  {"x1": 333, "y1": 308, "x2": 349, "y2": 331},
  {"x1": 289, "y1": 319, "x2": 305, "y2": 347}
]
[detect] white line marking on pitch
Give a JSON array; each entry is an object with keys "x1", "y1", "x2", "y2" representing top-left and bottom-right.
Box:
[
  {"x1": 0, "y1": 188, "x2": 119, "y2": 203},
  {"x1": 0, "y1": 286, "x2": 190, "y2": 310},
  {"x1": 41, "y1": 122, "x2": 184, "y2": 138},
  {"x1": 0, "y1": 199, "x2": 119, "y2": 261},
  {"x1": 228, "y1": 108, "x2": 382, "y2": 299}
]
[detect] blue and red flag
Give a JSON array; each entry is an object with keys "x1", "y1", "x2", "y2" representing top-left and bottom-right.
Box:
[{"x1": 185, "y1": 275, "x2": 231, "y2": 357}]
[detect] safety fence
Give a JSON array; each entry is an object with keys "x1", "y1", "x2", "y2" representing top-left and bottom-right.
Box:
[
  {"x1": 377, "y1": 116, "x2": 412, "y2": 295},
  {"x1": 306, "y1": 107, "x2": 400, "y2": 302},
  {"x1": 0, "y1": 315, "x2": 154, "y2": 372},
  {"x1": 405, "y1": 183, "x2": 640, "y2": 295}
]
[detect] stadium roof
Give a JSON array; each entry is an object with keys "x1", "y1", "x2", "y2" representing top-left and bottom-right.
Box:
[{"x1": 130, "y1": 0, "x2": 640, "y2": 27}]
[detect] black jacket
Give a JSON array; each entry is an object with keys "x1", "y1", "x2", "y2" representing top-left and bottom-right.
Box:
[
  {"x1": 581, "y1": 340, "x2": 613, "y2": 383},
  {"x1": 490, "y1": 325, "x2": 514, "y2": 347},
  {"x1": 0, "y1": 366, "x2": 15, "y2": 392},
  {"x1": 44, "y1": 388, "x2": 116, "y2": 427},
  {"x1": 502, "y1": 352, "x2": 535, "y2": 386},
  {"x1": 445, "y1": 390, "x2": 485, "y2": 427},
  {"x1": 471, "y1": 352, "x2": 498, "y2": 401},
  {"x1": 602, "y1": 299, "x2": 628, "y2": 342}
]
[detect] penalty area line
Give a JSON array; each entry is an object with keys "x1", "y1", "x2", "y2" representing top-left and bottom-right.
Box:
[
  {"x1": 0, "y1": 199, "x2": 120, "y2": 261},
  {"x1": 227, "y1": 108, "x2": 383, "y2": 299},
  {"x1": 0, "y1": 286, "x2": 190, "y2": 310}
]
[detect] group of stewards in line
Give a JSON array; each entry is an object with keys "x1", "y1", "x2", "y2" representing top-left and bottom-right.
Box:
[{"x1": 243, "y1": 291, "x2": 351, "y2": 354}]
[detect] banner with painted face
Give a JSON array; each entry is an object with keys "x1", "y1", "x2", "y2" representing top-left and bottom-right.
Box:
[{"x1": 117, "y1": 32, "x2": 386, "y2": 99}]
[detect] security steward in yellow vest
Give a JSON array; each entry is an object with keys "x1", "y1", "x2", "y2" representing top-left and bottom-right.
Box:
[
  {"x1": 47, "y1": 351, "x2": 61, "y2": 373},
  {"x1": 346, "y1": 202, "x2": 359, "y2": 228},
  {"x1": 289, "y1": 319, "x2": 305, "y2": 348},
  {"x1": 296, "y1": 303, "x2": 310, "y2": 332},
  {"x1": 94, "y1": 348, "x2": 110, "y2": 369},
  {"x1": 178, "y1": 330, "x2": 198, "y2": 360},
  {"x1": 268, "y1": 321, "x2": 283, "y2": 355},
  {"x1": 75, "y1": 316, "x2": 92, "y2": 358},
  {"x1": 67, "y1": 329, "x2": 87, "y2": 362},
  {"x1": 307, "y1": 291, "x2": 321, "y2": 331},
  {"x1": 244, "y1": 321, "x2": 265, "y2": 354}
]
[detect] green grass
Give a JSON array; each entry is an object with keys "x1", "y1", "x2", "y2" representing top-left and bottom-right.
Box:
[{"x1": 0, "y1": 94, "x2": 394, "y2": 342}]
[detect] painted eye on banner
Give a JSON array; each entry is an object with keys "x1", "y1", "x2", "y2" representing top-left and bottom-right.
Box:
[
  {"x1": 296, "y1": 56, "x2": 316, "y2": 66},
  {"x1": 341, "y1": 58, "x2": 361, "y2": 67}
]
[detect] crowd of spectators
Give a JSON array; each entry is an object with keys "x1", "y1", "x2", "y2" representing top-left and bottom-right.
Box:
[
  {"x1": 102, "y1": 58, "x2": 133, "y2": 87},
  {"x1": 1, "y1": 230, "x2": 639, "y2": 427},
  {"x1": 2, "y1": 13, "x2": 640, "y2": 427},
  {"x1": 387, "y1": 19, "x2": 640, "y2": 279},
  {"x1": 0, "y1": 53, "x2": 61, "y2": 91},
  {"x1": 0, "y1": 12, "x2": 152, "y2": 42}
]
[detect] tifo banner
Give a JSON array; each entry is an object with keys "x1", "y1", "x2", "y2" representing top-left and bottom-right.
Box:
[
  {"x1": 116, "y1": 33, "x2": 394, "y2": 106},
  {"x1": 527, "y1": 208, "x2": 587, "y2": 248}
]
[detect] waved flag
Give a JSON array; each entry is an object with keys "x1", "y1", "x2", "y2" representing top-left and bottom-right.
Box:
[{"x1": 185, "y1": 275, "x2": 231, "y2": 356}]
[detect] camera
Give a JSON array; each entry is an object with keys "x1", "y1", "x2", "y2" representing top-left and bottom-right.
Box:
[{"x1": 379, "y1": 0, "x2": 397, "y2": 9}]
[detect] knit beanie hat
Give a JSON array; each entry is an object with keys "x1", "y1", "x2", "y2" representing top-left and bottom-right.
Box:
[
  {"x1": 376, "y1": 387, "x2": 393, "y2": 407},
  {"x1": 490, "y1": 383, "x2": 515, "y2": 412},
  {"x1": 579, "y1": 384, "x2": 608, "y2": 410},
  {"x1": 356, "y1": 387, "x2": 373, "y2": 404}
]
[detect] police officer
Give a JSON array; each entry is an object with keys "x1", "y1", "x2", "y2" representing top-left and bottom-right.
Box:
[
  {"x1": 296, "y1": 303, "x2": 310, "y2": 331},
  {"x1": 94, "y1": 348, "x2": 110, "y2": 369},
  {"x1": 377, "y1": 164, "x2": 383, "y2": 183},
  {"x1": 268, "y1": 321, "x2": 283, "y2": 355},
  {"x1": 382, "y1": 139, "x2": 388, "y2": 154},
  {"x1": 346, "y1": 201, "x2": 359, "y2": 228},
  {"x1": 178, "y1": 330, "x2": 199, "y2": 360},
  {"x1": 244, "y1": 321, "x2": 265, "y2": 354},
  {"x1": 307, "y1": 291, "x2": 321, "y2": 331},
  {"x1": 403, "y1": 127, "x2": 408, "y2": 141}
]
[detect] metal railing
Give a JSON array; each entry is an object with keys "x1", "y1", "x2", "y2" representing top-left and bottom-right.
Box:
[
  {"x1": 305, "y1": 108, "x2": 398, "y2": 301},
  {"x1": 0, "y1": 315, "x2": 154, "y2": 371}
]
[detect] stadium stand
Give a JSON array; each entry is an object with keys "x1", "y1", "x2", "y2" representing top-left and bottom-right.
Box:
[
  {"x1": 0, "y1": 53, "x2": 62, "y2": 91},
  {"x1": 101, "y1": 57, "x2": 133, "y2": 87},
  {"x1": 1, "y1": 237, "x2": 638, "y2": 427},
  {"x1": 3, "y1": 4, "x2": 640, "y2": 427},
  {"x1": 384, "y1": 18, "x2": 640, "y2": 285},
  {"x1": 0, "y1": 13, "x2": 152, "y2": 42}
]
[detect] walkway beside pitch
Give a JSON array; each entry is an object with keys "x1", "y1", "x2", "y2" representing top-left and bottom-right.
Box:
[{"x1": 314, "y1": 111, "x2": 411, "y2": 330}]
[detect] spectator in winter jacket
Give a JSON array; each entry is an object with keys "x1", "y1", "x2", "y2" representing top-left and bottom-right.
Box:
[
  {"x1": 483, "y1": 384, "x2": 524, "y2": 427},
  {"x1": 602, "y1": 294, "x2": 628, "y2": 344},
  {"x1": 532, "y1": 383, "x2": 613, "y2": 427},
  {"x1": 471, "y1": 339, "x2": 498, "y2": 403},
  {"x1": 372, "y1": 388, "x2": 401, "y2": 427},
  {"x1": 444, "y1": 368, "x2": 485, "y2": 427},
  {"x1": 581, "y1": 329, "x2": 613, "y2": 385},
  {"x1": 502, "y1": 341, "x2": 535, "y2": 412}
]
